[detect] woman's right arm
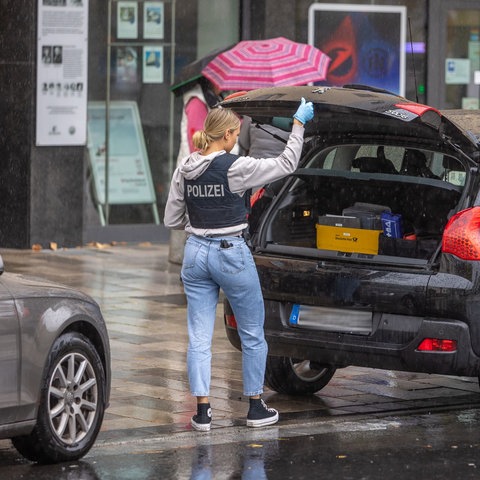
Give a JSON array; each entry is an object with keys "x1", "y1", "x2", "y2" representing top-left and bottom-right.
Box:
[{"x1": 228, "y1": 98, "x2": 314, "y2": 193}]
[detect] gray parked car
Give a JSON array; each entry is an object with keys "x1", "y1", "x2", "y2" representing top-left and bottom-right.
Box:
[{"x1": 0, "y1": 255, "x2": 110, "y2": 463}]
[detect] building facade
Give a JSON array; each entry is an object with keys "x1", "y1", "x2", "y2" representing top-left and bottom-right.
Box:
[{"x1": 0, "y1": 0, "x2": 479, "y2": 248}]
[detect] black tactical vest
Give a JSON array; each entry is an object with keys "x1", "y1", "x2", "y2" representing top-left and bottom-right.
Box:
[{"x1": 184, "y1": 153, "x2": 249, "y2": 229}]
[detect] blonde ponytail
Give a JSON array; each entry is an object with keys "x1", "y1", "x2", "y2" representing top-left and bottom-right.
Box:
[
  {"x1": 193, "y1": 108, "x2": 240, "y2": 152},
  {"x1": 192, "y1": 130, "x2": 211, "y2": 151}
]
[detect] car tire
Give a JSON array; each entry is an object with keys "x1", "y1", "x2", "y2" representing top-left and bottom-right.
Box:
[
  {"x1": 12, "y1": 332, "x2": 106, "y2": 464},
  {"x1": 265, "y1": 356, "x2": 336, "y2": 395}
]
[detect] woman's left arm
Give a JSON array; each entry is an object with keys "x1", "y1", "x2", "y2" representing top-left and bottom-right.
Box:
[{"x1": 163, "y1": 170, "x2": 188, "y2": 229}]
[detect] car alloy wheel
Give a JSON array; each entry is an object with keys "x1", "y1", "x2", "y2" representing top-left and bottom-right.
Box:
[
  {"x1": 265, "y1": 355, "x2": 336, "y2": 395},
  {"x1": 291, "y1": 359, "x2": 331, "y2": 382},
  {"x1": 48, "y1": 350, "x2": 99, "y2": 445}
]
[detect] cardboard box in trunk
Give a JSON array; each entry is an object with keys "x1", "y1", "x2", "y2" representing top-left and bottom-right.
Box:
[{"x1": 316, "y1": 223, "x2": 382, "y2": 254}]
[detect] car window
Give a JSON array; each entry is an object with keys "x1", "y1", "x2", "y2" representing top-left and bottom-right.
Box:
[{"x1": 304, "y1": 144, "x2": 466, "y2": 187}]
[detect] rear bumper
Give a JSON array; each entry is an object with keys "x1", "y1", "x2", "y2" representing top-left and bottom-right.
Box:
[{"x1": 224, "y1": 302, "x2": 480, "y2": 377}]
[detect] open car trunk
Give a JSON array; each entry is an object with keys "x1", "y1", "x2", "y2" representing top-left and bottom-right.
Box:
[
  {"x1": 254, "y1": 141, "x2": 468, "y2": 267},
  {"x1": 248, "y1": 140, "x2": 475, "y2": 341},
  {"x1": 219, "y1": 86, "x2": 480, "y2": 269}
]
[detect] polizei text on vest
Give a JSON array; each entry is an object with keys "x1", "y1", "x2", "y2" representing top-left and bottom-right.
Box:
[{"x1": 186, "y1": 184, "x2": 226, "y2": 198}]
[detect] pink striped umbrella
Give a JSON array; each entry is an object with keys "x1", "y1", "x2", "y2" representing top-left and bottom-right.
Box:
[{"x1": 201, "y1": 37, "x2": 331, "y2": 91}]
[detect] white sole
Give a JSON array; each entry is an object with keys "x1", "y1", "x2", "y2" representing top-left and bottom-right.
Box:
[
  {"x1": 246, "y1": 412, "x2": 279, "y2": 428},
  {"x1": 191, "y1": 419, "x2": 211, "y2": 432}
]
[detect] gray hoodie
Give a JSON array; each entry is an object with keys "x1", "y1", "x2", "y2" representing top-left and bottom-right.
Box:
[{"x1": 163, "y1": 123, "x2": 305, "y2": 237}]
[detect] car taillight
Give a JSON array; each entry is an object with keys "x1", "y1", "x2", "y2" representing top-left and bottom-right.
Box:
[
  {"x1": 417, "y1": 338, "x2": 457, "y2": 352},
  {"x1": 225, "y1": 313, "x2": 237, "y2": 329},
  {"x1": 442, "y1": 207, "x2": 480, "y2": 260}
]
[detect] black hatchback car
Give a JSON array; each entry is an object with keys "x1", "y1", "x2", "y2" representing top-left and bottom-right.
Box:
[{"x1": 221, "y1": 85, "x2": 480, "y2": 395}]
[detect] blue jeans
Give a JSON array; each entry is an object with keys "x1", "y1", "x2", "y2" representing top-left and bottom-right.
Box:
[{"x1": 181, "y1": 235, "x2": 267, "y2": 397}]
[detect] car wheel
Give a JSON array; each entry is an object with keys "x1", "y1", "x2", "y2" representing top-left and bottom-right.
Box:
[
  {"x1": 265, "y1": 356, "x2": 336, "y2": 395},
  {"x1": 12, "y1": 332, "x2": 106, "y2": 464}
]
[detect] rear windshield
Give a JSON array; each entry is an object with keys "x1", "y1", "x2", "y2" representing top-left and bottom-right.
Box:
[{"x1": 304, "y1": 144, "x2": 466, "y2": 186}]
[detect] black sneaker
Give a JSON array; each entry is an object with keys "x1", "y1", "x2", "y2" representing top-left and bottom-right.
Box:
[
  {"x1": 191, "y1": 403, "x2": 212, "y2": 432},
  {"x1": 246, "y1": 398, "x2": 279, "y2": 427}
]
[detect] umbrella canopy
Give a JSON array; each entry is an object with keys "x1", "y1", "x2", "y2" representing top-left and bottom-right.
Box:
[
  {"x1": 171, "y1": 44, "x2": 234, "y2": 96},
  {"x1": 201, "y1": 37, "x2": 331, "y2": 91}
]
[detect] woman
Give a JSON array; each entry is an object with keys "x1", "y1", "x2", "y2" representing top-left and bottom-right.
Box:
[{"x1": 163, "y1": 98, "x2": 314, "y2": 431}]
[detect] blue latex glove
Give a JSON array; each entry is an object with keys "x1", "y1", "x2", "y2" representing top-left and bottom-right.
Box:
[{"x1": 293, "y1": 97, "x2": 314, "y2": 124}]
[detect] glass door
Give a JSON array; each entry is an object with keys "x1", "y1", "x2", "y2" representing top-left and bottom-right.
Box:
[{"x1": 428, "y1": 0, "x2": 480, "y2": 109}]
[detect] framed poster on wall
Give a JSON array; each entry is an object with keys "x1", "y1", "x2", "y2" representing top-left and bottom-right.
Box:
[
  {"x1": 308, "y1": 3, "x2": 406, "y2": 96},
  {"x1": 117, "y1": 1, "x2": 138, "y2": 39},
  {"x1": 143, "y1": 46, "x2": 164, "y2": 83},
  {"x1": 144, "y1": 2, "x2": 164, "y2": 39},
  {"x1": 36, "y1": 0, "x2": 89, "y2": 145}
]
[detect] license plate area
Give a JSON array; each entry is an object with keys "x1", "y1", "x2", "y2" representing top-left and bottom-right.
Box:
[{"x1": 289, "y1": 304, "x2": 373, "y2": 335}]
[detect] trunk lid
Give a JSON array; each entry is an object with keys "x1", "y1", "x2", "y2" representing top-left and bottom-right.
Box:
[{"x1": 220, "y1": 85, "x2": 480, "y2": 162}]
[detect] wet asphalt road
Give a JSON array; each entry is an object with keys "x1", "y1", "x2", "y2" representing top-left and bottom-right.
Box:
[
  {"x1": 1, "y1": 408, "x2": 479, "y2": 479},
  {"x1": 1, "y1": 244, "x2": 480, "y2": 478}
]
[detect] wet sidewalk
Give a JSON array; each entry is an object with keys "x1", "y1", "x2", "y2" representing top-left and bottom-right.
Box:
[{"x1": 2, "y1": 243, "x2": 480, "y2": 445}]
